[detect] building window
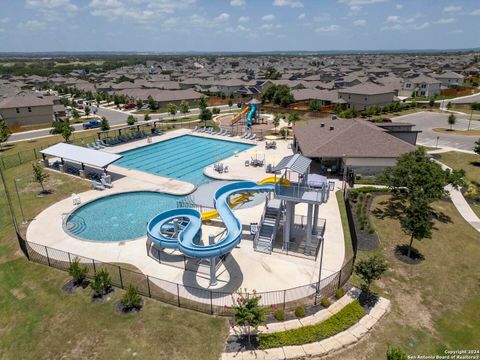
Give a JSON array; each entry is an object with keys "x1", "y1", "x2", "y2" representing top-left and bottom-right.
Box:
[
  {"x1": 406, "y1": 83, "x2": 411, "y2": 88},
  {"x1": 28, "y1": 107, "x2": 32, "y2": 112},
  {"x1": 16, "y1": 107, "x2": 19, "y2": 113}
]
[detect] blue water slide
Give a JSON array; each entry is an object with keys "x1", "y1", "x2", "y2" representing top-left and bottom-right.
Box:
[
  {"x1": 246, "y1": 104, "x2": 256, "y2": 129},
  {"x1": 147, "y1": 181, "x2": 273, "y2": 258}
]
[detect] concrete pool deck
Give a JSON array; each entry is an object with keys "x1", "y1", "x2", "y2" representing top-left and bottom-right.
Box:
[{"x1": 27, "y1": 129, "x2": 345, "y2": 300}]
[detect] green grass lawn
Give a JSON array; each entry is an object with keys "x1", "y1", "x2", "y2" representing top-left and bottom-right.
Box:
[
  {"x1": 0, "y1": 161, "x2": 229, "y2": 359},
  {"x1": 328, "y1": 195, "x2": 480, "y2": 359}
]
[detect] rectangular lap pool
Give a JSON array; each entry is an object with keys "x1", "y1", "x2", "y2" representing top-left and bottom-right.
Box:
[{"x1": 114, "y1": 135, "x2": 253, "y2": 185}]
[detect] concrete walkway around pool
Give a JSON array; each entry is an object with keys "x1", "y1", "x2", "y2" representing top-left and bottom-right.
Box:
[{"x1": 27, "y1": 128, "x2": 345, "y2": 304}]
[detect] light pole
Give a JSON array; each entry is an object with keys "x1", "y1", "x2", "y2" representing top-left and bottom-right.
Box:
[
  {"x1": 14, "y1": 179, "x2": 27, "y2": 225},
  {"x1": 468, "y1": 108, "x2": 473, "y2": 131},
  {"x1": 435, "y1": 136, "x2": 439, "y2": 148}
]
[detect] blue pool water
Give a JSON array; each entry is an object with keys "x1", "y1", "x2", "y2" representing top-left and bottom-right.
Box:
[
  {"x1": 65, "y1": 191, "x2": 179, "y2": 241},
  {"x1": 114, "y1": 135, "x2": 253, "y2": 185}
]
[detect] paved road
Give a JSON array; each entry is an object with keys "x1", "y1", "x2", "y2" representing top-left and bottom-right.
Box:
[
  {"x1": 393, "y1": 111, "x2": 480, "y2": 151},
  {"x1": 9, "y1": 104, "x2": 232, "y2": 142}
]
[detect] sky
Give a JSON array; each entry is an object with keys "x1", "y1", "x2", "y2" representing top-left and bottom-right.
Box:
[{"x1": 0, "y1": 0, "x2": 479, "y2": 52}]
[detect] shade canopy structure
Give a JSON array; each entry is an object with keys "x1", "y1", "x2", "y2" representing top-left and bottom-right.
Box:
[
  {"x1": 272, "y1": 153, "x2": 312, "y2": 175},
  {"x1": 307, "y1": 174, "x2": 327, "y2": 188},
  {"x1": 40, "y1": 143, "x2": 122, "y2": 169}
]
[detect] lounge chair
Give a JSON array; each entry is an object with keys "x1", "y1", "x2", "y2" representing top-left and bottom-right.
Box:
[
  {"x1": 250, "y1": 134, "x2": 257, "y2": 140},
  {"x1": 223, "y1": 165, "x2": 229, "y2": 173},
  {"x1": 244, "y1": 160, "x2": 250, "y2": 167},
  {"x1": 192, "y1": 126, "x2": 198, "y2": 132},
  {"x1": 265, "y1": 164, "x2": 273, "y2": 173},
  {"x1": 98, "y1": 139, "x2": 109, "y2": 147},
  {"x1": 92, "y1": 180, "x2": 105, "y2": 190},
  {"x1": 95, "y1": 140, "x2": 105, "y2": 148},
  {"x1": 100, "y1": 177, "x2": 113, "y2": 188},
  {"x1": 244, "y1": 134, "x2": 252, "y2": 140},
  {"x1": 89, "y1": 143, "x2": 100, "y2": 150},
  {"x1": 240, "y1": 133, "x2": 247, "y2": 138}
]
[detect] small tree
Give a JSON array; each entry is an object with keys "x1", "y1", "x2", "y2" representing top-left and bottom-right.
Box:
[
  {"x1": 91, "y1": 269, "x2": 112, "y2": 297},
  {"x1": 287, "y1": 112, "x2": 299, "y2": 126},
  {"x1": 136, "y1": 99, "x2": 143, "y2": 110},
  {"x1": 127, "y1": 115, "x2": 137, "y2": 126},
  {"x1": 232, "y1": 290, "x2": 268, "y2": 344},
  {"x1": 32, "y1": 163, "x2": 49, "y2": 193},
  {"x1": 273, "y1": 113, "x2": 281, "y2": 133},
  {"x1": 148, "y1": 96, "x2": 158, "y2": 111},
  {"x1": 100, "y1": 116, "x2": 110, "y2": 131},
  {"x1": 309, "y1": 99, "x2": 322, "y2": 112},
  {"x1": 447, "y1": 113, "x2": 456, "y2": 130},
  {"x1": 71, "y1": 109, "x2": 80, "y2": 121},
  {"x1": 68, "y1": 257, "x2": 89, "y2": 286},
  {"x1": 212, "y1": 107, "x2": 221, "y2": 115},
  {"x1": 474, "y1": 138, "x2": 480, "y2": 155},
  {"x1": 199, "y1": 96, "x2": 208, "y2": 112},
  {"x1": 121, "y1": 284, "x2": 142, "y2": 311},
  {"x1": 387, "y1": 345, "x2": 408, "y2": 360},
  {"x1": 144, "y1": 112, "x2": 151, "y2": 121},
  {"x1": 199, "y1": 108, "x2": 212, "y2": 127},
  {"x1": 354, "y1": 255, "x2": 387, "y2": 295},
  {"x1": 179, "y1": 100, "x2": 190, "y2": 115},
  {"x1": 428, "y1": 99, "x2": 435, "y2": 108},
  {"x1": 0, "y1": 119, "x2": 12, "y2": 150},
  {"x1": 228, "y1": 99, "x2": 233, "y2": 110},
  {"x1": 84, "y1": 105, "x2": 91, "y2": 116},
  {"x1": 167, "y1": 103, "x2": 178, "y2": 120},
  {"x1": 61, "y1": 124, "x2": 74, "y2": 142},
  {"x1": 400, "y1": 195, "x2": 432, "y2": 258},
  {"x1": 446, "y1": 101, "x2": 452, "y2": 110}
]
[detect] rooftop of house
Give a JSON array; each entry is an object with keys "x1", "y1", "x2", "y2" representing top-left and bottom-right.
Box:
[
  {"x1": 0, "y1": 95, "x2": 55, "y2": 109},
  {"x1": 294, "y1": 118, "x2": 415, "y2": 158},
  {"x1": 337, "y1": 82, "x2": 395, "y2": 95}
]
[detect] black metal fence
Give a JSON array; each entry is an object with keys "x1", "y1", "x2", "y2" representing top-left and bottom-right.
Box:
[{"x1": 18, "y1": 231, "x2": 355, "y2": 316}]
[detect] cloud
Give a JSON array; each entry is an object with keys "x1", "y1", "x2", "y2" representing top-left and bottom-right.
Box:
[
  {"x1": 18, "y1": 19, "x2": 47, "y2": 31},
  {"x1": 435, "y1": 18, "x2": 456, "y2": 24},
  {"x1": 338, "y1": 0, "x2": 386, "y2": 11},
  {"x1": 471, "y1": 9, "x2": 480, "y2": 15},
  {"x1": 0, "y1": 17, "x2": 9, "y2": 24},
  {"x1": 25, "y1": 0, "x2": 79, "y2": 21},
  {"x1": 382, "y1": 14, "x2": 429, "y2": 31},
  {"x1": 443, "y1": 5, "x2": 462, "y2": 12},
  {"x1": 315, "y1": 24, "x2": 339, "y2": 32},
  {"x1": 451, "y1": 29, "x2": 464, "y2": 34},
  {"x1": 259, "y1": 23, "x2": 281, "y2": 30},
  {"x1": 230, "y1": 0, "x2": 245, "y2": 6},
  {"x1": 395, "y1": 4, "x2": 403, "y2": 9},
  {"x1": 215, "y1": 13, "x2": 230, "y2": 21},
  {"x1": 273, "y1": 0, "x2": 303, "y2": 8},
  {"x1": 262, "y1": 14, "x2": 275, "y2": 21},
  {"x1": 313, "y1": 14, "x2": 329, "y2": 22},
  {"x1": 238, "y1": 16, "x2": 249, "y2": 22},
  {"x1": 89, "y1": 0, "x2": 195, "y2": 24},
  {"x1": 353, "y1": 19, "x2": 367, "y2": 26},
  {"x1": 298, "y1": 13, "x2": 305, "y2": 20}
]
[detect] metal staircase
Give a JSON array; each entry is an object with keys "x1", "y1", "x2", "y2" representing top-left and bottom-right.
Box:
[{"x1": 254, "y1": 199, "x2": 282, "y2": 254}]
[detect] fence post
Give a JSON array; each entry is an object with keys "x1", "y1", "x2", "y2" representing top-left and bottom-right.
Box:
[
  {"x1": 177, "y1": 284, "x2": 181, "y2": 307},
  {"x1": 118, "y1": 266, "x2": 124, "y2": 288},
  {"x1": 33, "y1": 148, "x2": 38, "y2": 160},
  {"x1": 68, "y1": 252, "x2": 72, "y2": 266},
  {"x1": 92, "y1": 259, "x2": 96, "y2": 274},
  {"x1": 337, "y1": 266, "x2": 343, "y2": 290},
  {"x1": 210, "y1": 290, "x2": 213, "y2": 315},
  {"x1": 283, "y1": 290, "x2": 286, "y2": 311},
  {"x1": 45, "y1": 246, "x2": 51, "y2": 266},
  {"x1": 1, "y1": 156, "x2": 5, "y2": 169},
  {"x1": 146, "y1": 275, "x2": 151, "y2": 297},
  {"x1": 18, "y1": 152, "x2": 21, "y2": 165}
]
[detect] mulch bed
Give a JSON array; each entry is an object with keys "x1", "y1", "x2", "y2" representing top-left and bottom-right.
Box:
[
  {"x1": 350, "y1": 197, "x2": 380, "y2": 251},
  {"x1": 394, "y1": 244, "x2": 425, "y2": 265},
  {"x1": 225, "y1": 334, "x2": 260, "y2": 353},
  {"x1": 62, "y1": 279, "x2": 89, "y2": 294},
  {"x1": 114, "y1": 298, "x2": 144, "y2": 315},
  {"x1": 91, "y1": 288, "x2": 115, "y2": 304}
]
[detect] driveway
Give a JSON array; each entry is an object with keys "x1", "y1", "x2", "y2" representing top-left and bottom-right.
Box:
[{"x1": 393, "y1": 111, "x2": 480, "y2": 151}]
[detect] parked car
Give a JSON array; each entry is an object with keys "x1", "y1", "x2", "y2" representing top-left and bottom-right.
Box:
[
  {"x1": 82, "y1": 119, "x2": 101, "y2": 129},
  {"x1": 123, "y1": 103, "x2": 136, "y2": 110}
]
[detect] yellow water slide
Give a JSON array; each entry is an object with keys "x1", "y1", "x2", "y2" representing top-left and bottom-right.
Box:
[
  {"x1": 230, "y1": 106, "x2": 250, "y2": 125},
  {"x1": 200, "y1": 177, "x2": 290, "y2": 221}
]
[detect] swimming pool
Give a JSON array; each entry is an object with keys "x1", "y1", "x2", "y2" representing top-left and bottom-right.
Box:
[
  {"x1": 65, "y1": 191, "x2": 180, "y2": 241},
  {"x1": 114, "y1": 135, "x2": 253, "y2": 185}
]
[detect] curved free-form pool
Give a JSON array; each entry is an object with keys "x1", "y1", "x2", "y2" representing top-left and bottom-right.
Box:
[{"x1": 65, "y1": 191, "x2": 180, "y2": 241}]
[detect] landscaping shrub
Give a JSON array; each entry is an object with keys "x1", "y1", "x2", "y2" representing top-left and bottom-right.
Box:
[
  {"x1": 320, "y1": 297, "x2": 331, "y2": 308},
  {"x1": 258, "y1": 300, "x2": 365, "y2": 349},
  {"x1": 273, "y1": 308, "x2": 285, "y2": 321},
  {"x1": 335, "y1": 288, "x2": 346, "y2": 300},
  {"x1": 120, "y1": 284, "x2": 142, "y2": 311},
  {"x1": 91, "y1": 269, "x2": 112, "y2": 297},
  {"x1": 68, "y1": 257, "x2": 88, "y2": 286},
  {"x1": 294, "y1": 306, "x2": 305, "y2": 318},
  {"x1": 387, "y1": 345, "x2": 408, "y2": 360}
]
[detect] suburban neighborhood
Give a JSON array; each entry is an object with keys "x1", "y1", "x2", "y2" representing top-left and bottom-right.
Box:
[{"x1": 0, "y1": 1, "x2": 479, "y2": 360}]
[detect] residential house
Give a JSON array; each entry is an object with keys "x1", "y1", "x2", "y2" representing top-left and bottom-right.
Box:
[
  {"x1": 433, "y1": 71, "x2": 465, "y2": 88},
  {"x1": 338, "y1": 83, "x2": 395, "y2": 110},
  {"x1": 0, "y1": 95, "x2": 55, "y2": 126},
  {"x1": 401, "y1": 75, "x2": 441, "y2": 97}
]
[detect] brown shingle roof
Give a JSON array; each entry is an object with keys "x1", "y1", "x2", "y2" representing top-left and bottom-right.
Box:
[
  {"x1": 338, "y1": 82, "x2": 395, "y2": 95},
  {"x1": 294, "y1": 118, "x2": 415, "y2": 158},
  {"x1": 0, "y1": 95, "x2": 54, "y2": 109}
]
